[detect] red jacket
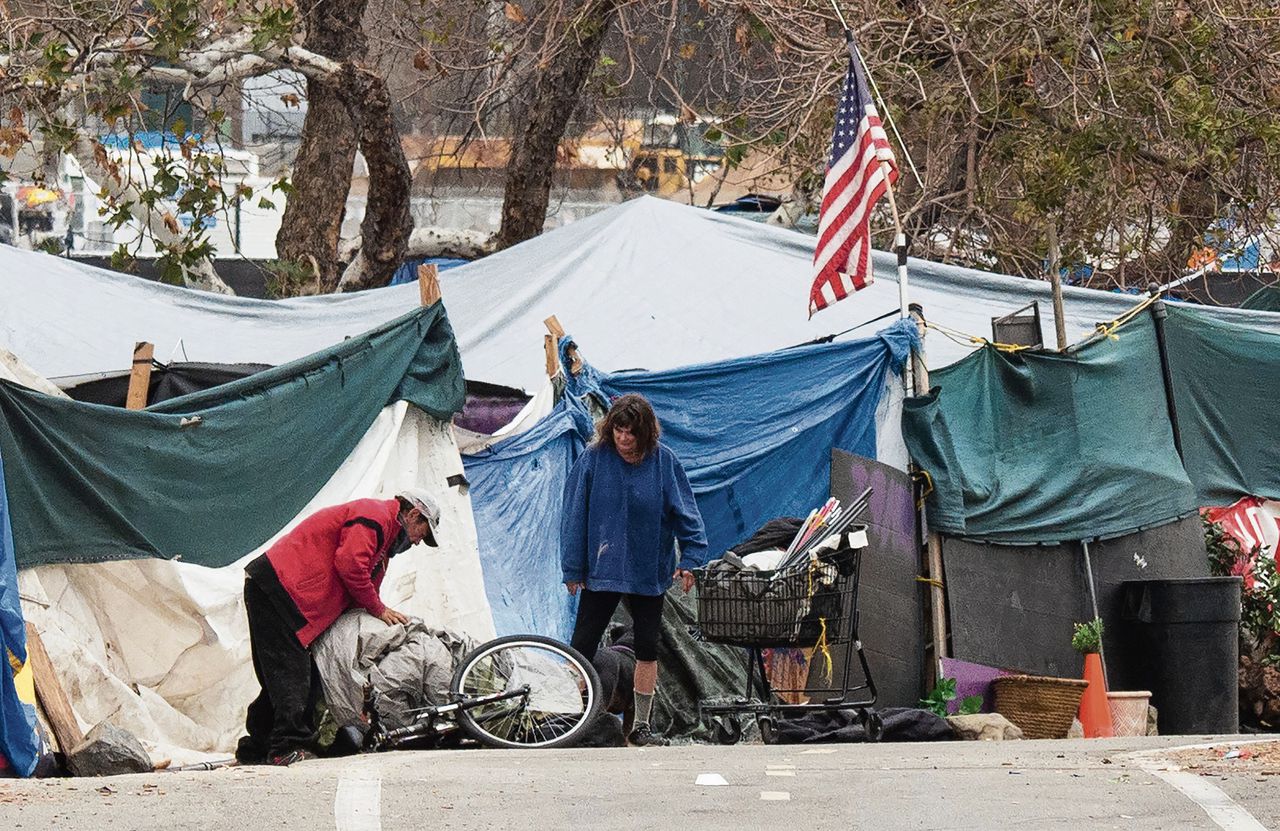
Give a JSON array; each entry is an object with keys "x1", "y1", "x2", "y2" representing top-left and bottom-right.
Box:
[{"x1": 262, "y1": 498, "x2": 404, "y2": 647}]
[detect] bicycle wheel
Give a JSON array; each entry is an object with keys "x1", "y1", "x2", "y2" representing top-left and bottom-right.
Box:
[{"x1": 450, "y1": 634, "x2": 603, "y2": 750}]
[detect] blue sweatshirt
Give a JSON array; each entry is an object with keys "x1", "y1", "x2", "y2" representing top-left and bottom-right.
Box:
[{"x1": 560, "y1": 442, "x2": 709, "y2": 596}]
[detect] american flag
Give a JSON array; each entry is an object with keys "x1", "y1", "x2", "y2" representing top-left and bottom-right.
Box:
[{"x1": 809, "y1": 38, "x2": 898, "y2": 316}]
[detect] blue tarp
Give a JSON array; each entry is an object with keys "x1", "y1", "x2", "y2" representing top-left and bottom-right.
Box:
[
  {"x1": 465, "y1": 320, "x2": 916, "y2": 637},
  {"x1": 463, "y1": 398, "x2": 594, "y2": 640},
  {"x1": 389, "y1": 257, "x2": 469, "y2": 286},
  {"x1": 0, "y1": 450, "x2": 37, "y2": 776},
  {"x1": 568, "y1": 319, "x2": 920, "y2": 557}
]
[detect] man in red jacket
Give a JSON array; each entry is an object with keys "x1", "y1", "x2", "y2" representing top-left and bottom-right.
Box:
[{"x1": 235, "y1": 488, "x2": 441, "y2": 765}]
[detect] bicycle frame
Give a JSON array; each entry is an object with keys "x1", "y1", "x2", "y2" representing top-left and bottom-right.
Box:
[{"x1": 363, "y1": 685, "x2": 532, "y2": 751}]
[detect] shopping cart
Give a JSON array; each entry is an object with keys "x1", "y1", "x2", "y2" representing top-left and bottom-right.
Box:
[{"x1": 692, "y1": 527, "x2": 879, "y2": 744}]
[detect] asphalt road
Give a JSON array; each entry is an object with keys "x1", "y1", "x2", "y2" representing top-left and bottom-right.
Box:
[{"x1": 2, "y1": 736, "x2": 1277, "y2": 830}]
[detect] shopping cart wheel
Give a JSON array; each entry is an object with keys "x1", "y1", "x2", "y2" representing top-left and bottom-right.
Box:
[
  {"x1": 712, "y1": 715, "x2": 743, "y2": 745},
  {"x1": 858, "y1": 709, "x2": 884, "y2": 743},
  {"x1": 756, "y1": 715, "x2": 776, "y2": 745}
]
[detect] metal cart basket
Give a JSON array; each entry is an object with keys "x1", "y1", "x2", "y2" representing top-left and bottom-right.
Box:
[{"x1": 693, "y1": 528, "x2": 879, "y2": 743}]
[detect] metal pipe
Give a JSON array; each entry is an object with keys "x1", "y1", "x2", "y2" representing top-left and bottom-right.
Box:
[
  {"x1": 1147, "y1": 284, "x2": 1185, "y2": 461},
  {"x1": 1080, "y1": 539, "x2": 1108, "y2": 686}
]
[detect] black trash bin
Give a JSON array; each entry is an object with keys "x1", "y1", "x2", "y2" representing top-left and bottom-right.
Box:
[{"x1": 1121, "y1": 577, "x2": 1242, "y2": 735}]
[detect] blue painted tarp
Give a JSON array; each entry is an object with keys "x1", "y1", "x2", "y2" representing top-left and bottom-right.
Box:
[
  {"x1": 465, "y1": 320, "x2": 918, "y2": 637},
  {"x1": 464, "y1": 398, "x2": 594, "y2": 639},
  {"x1": 0, "y1": 449, "x2": 37, "y2": 776}
]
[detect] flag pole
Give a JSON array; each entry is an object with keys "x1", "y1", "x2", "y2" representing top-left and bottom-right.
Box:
[{"x1": 834, "y1": 7, "x2": 949, "y2": 682}]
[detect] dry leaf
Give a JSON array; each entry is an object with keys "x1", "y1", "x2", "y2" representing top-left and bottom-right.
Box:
[
  {"x1": 504, "y1": 2, "x2": 526, "y2": 23},
  {"x1": 678, "y1": 42, "x2": 697, "y2": 60}
]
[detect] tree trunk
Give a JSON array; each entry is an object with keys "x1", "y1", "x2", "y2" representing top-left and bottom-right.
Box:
[
  {"x1": 337, "y1": 69, "x2": 413, "y2": 292},
  {"x1": 275, "y1": 0, "x2": 369, "y2": 289},
  {"x1": 497, "y1": 0, "x2": 621, "y2": 249}
]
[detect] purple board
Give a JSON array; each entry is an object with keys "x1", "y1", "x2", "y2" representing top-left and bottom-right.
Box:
[{"x1": 827, "y1": 449, "x2": 926, "y2": 707}]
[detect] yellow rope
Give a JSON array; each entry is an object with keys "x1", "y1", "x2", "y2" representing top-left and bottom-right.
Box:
[
  {"x1": 925, "y1": 321, "x2": 1035, "y2": 353},
  {"x1": 915, "y1": 575, "x2": 944, "y2": 589},
  {"x1": 814, "y1": 617, "x2": 834, "y2": 684},
  {"x1": 1088, "y1": 292, "x2": 1160, "y2": 343},
  {"x1": 913, "y1": 469, "x2": 935, "y2": 506},
  {"x1": 923, "y1": 291, "x2": 1161, "y2": 356}
]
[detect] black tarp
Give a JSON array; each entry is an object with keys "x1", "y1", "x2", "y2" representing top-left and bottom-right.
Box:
[{"x1": 943, "y1": 514, "x2": 1210, "y2": 683}]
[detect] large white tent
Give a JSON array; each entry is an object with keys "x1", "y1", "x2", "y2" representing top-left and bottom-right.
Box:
[{"x1": 6, "y1": 196, "x2": 1279, "y2": 389}]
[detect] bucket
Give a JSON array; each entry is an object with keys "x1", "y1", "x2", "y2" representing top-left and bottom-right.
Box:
[{"x1": 1107, "y1": 691, "x2": 1152, "y2": 737}]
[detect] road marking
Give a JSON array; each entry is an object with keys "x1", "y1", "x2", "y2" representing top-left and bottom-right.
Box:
[
  {"x1": 1137, "y1": 763, "x2": 1266, "y2": 831},
  {"x1": 766, "y1": 770, "x2": 796, "y2": 777},
  {"x1": 335, "y1": 770, "x2": 383, "y2": 831},
  {"x1": 760, "y1": 791, "x2": 791, "y2": 801}
]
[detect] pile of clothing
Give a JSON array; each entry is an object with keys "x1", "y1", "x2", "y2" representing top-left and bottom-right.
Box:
[{"x1": 312, "y1": 610, "x2": 478, "y2": 732}]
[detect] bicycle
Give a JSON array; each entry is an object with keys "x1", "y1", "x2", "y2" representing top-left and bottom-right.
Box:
[{"x1": 360, "y1": 634, "x2": 604, "y2": 751}]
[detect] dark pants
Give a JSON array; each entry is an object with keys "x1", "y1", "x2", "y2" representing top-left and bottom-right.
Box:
[
  {"x1": 236, "y1": 578, "x2": 321, "y2": 763},
  {"x1": 570, "y1": 590, "x2": 664, "y2": 662}
]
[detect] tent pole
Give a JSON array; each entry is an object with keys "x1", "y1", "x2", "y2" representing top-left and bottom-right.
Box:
[
  {"x1": 1080, "y1": 539, "x2": 1109, "y2": 687},
  {"x1": 1146, "y1": 284, "x2": 1185, "y2": 461}
]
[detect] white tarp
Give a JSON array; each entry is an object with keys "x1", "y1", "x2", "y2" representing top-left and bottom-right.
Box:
[
  {"x1": 6, "y1": 197, "x2": 1280, "y2": 390},
  {"x1": 17, "y1": 401, "x2": 496, "y2": 762}
]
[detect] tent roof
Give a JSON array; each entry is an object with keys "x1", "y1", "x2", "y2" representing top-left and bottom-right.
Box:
[{"x1": 4, "y1": 196, "x2": 1280, "y2": 390}]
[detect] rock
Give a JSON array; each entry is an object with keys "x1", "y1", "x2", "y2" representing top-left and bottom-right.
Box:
[
  {"x1": 947, "y1": 713, "x2": 1024, "y2": 741},
  {"x1": 1067, "y1": 718, "x2": 1084, "y2": 739},
  {"x1": 1146, "y1": 705, "x2": 1159, "y2": 737},
  {"x1": 67, "y1": 723, "x2": 153, "y2": 777}
]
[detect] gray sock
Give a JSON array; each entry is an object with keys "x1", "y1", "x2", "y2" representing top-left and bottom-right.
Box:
[{"x1": 634, "y1": 691, "x2": 655, "y2": 727}]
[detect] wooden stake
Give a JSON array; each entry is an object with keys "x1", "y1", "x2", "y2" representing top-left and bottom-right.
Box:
[
  {"x1": 24, "y1": 624, "x2": 84, "y2": 752},
  {"x1": 417, "y1": 263, "x2": 441, "y2": 306},
  {"x1": 544, "y1": 334, "x2": 559, "y2": 378},
  {"x1": 125, "y1": 342, "x2": 154, "y2": 411},
  {"x1": 543, "y1": 315, "x2": 582, "y2": 376}
]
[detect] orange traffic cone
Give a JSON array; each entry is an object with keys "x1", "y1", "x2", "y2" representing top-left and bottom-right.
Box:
[{"x1": 1078, "y1": 652, "x2": 1114, "y2": 738}]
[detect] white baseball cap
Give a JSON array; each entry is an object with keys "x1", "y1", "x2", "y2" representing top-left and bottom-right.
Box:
[{"x1": 397, "y1": 487, "x2": 441, "y2": 546}]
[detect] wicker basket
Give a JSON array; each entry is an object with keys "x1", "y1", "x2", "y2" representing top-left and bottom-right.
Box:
[
  {"x1": 993, "y1": 675, "x2": 1089, "y2": 739},
  {"x1": 1107, "y1": 691, "x2": 1152, "y2": 737}
]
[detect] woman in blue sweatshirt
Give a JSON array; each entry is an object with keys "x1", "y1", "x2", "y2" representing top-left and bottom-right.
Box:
[{"x1": 561, "y1": 393, "x2": 708, "y2": 746}]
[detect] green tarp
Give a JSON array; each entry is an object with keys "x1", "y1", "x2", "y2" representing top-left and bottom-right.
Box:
[
  {"x1": 0, "y1": 304, "x2": 464, "y2": 569},
  {"x1": 904, "y1": 302, "x2": 1280, "y2": 543},
  {"x1": 1167, "y1": 305, "x2": 1280, "y2": 506},
  {"x1": 902, "y1": 314, "x2": 1198, "y2": 543}
]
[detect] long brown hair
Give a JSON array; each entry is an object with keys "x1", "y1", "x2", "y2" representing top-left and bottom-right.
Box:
[{"x1": 596, "y1": 394, "x2": 661, "y2": 457}]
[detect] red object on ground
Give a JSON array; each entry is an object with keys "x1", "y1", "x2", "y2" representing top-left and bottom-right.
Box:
[{"x1": 1079, "y1": 652, "x2": 1115, "y2": 738}]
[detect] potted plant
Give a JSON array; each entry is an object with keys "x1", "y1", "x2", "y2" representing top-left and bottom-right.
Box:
[{"x1": 1073, "y1": 617, "x2": 1114, "y2": 737}]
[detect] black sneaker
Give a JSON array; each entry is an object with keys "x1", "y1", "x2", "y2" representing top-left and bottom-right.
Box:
[
  {"x1": 627, "y1": 724, "x2": 670, "y2": 747},
  {"x1": 270, "y1": 749, "x2": 317, "y2": 766}
]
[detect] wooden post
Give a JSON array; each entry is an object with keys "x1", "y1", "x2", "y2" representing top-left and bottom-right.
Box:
[
  {"x1": 125, "y1": 342, "x2": 154, "y2": 410},
  {"x1": 24, "y1": 624, "x2": 84, "y2": 752},
  {"x1": 909, "y1": 307, "x2": 950, "y2": 681},
  {"x1": 417, "y1": 263, "x2": 441, "y2": 306},
  {"x1": 1047, "y1": 222, "x2": 1068, "y2": 351},
  {"x1": 544, "y1": 334, "x2": 559, "y2": 378},
  {"x1": 543, "y1": 315, "x2": 582, "y2": 375}
]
